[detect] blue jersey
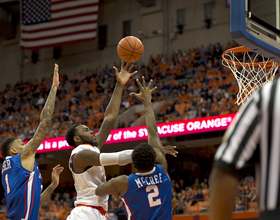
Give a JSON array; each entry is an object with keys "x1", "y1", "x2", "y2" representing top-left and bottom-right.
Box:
[
  {"x1": 1, "y1": 154, "x2": 43, "y2": 220},
  {"x1": 121, "y1": 165, "x2": 172, "y2": 220}
]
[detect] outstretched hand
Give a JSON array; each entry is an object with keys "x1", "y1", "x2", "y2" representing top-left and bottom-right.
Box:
[
  {"x1": 163, "y1": 145, "x2": 178, "y2": 157},
  {"x1": 130, "y1": 76, "x2": 157, "y2": 102},
  {"x1": 114, "y1": 60, "x2": 137, "y2": 86},
  {"x1": 52, "y1": 63, "x2": 60, "y2": 87},
  {"x1": 51, "y1": 164, "x2": 64, "y2": 188}
]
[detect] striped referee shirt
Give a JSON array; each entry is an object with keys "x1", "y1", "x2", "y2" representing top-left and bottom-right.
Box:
[{"x1": 214, "y1": 78, "x2": 280, "y2": 215}]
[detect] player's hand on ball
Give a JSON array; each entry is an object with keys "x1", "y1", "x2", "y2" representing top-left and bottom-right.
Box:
[
  {"x1": 130, "y1": 76, "x2": 157, "y2": 102},
  {"x1": 114, "y1": 60, "x2": 137, "y2": 86},
  {"x1": 51, "y1": 164, "x2": 64, "y2": 188},
  {"x1": 52, "y1": 63, "x2": 60, "y2": 87},
  {"x1": 163, "y1": 146, "x2": 178, "y2": 157}
]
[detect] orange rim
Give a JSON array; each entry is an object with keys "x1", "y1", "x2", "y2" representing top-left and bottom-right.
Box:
[{"x1": 222, "y1": 46, "x2": 278, "y2": 67}]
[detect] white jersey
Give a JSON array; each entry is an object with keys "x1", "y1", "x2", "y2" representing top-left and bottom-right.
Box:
[{"x1": 69, "y1": 144, "x2": 108, "y2": 210}]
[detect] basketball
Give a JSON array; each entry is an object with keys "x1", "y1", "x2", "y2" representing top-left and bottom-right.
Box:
[{"x1": 117, "y1": 36, "x2": 144, "y2": 62}]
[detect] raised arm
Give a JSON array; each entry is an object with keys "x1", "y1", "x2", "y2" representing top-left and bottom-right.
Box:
[
  {"x1": 96, "y1": 61, "x2": 137, "y2": 148},
  {"x1": 21, "y1": 64, "x2": 59, "y2": 172},
  {"x1": 130, "y1": 76, "x2": 170, "y2": 173},
  {"x1": 40, "y1": 164, "x2": 64, "y2": 205}
]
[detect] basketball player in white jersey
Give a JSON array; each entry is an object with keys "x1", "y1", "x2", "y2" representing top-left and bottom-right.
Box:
[
  {"x1": 65, "y1": 62, "x2": 177, "y2": 220},
  {"x1": 65, "y1": 61, "x2": 137, "y2": 220}
]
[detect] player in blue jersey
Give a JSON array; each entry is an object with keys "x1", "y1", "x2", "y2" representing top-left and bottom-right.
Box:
[
  {"x1": 1, "y1": 64, "x2": 64, "y2": 220},
  {"x1": 96, "y1": 76, "x2": 177, "y2": 220}
]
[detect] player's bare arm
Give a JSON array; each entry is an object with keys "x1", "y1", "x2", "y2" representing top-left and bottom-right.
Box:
[
  {"x1": 73, "y1": 148, "x2": 133, "y2": 173},
  {"x1": 130, "y1": 77, "x2": 161, "y2": 151},
  {"x1": 21, "y1": 64, "x2": 59, "y2": 172},
  {"x1": 73, "y1": 150, "x2": 100, "y2": 173},
  {"x1": 40, "y1": 164, "x2": 64, "y2": 205},
  {"x1": 96, "y1": 60, "x2": 137, "y2": 148},
  {"x1": 130, "y1": 76, "x2": 176, "y2": 174},
  {"x1": 209, "y1": 167, "x2": 239, "y2": 220},
  {"x1": 96, "y1": 175, "x2": 128, "y2": 197}
]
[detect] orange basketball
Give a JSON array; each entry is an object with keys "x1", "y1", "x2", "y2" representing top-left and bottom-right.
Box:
[{"x1": 117, "y1": 36, "x2": 144, "y2": 62}]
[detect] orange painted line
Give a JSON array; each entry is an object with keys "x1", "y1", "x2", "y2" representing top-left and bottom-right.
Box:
[
  {"x1": 232, "y1": 211, "x2": 259, "y2": 218},
  {"x1": 172, "y1": 211, "x2": 259, "y2": 220},
  {"x1": 172, "y1": 215, "x2": 209, "y2": 220}
]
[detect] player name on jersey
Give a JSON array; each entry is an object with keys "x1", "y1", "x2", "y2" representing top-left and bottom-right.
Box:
[
  {"x1": 2, "y1": 160, "x2": 11, "y2": 173},
  {"x1": 134, "y1": 172, "x2": 163, "y2": 188}
]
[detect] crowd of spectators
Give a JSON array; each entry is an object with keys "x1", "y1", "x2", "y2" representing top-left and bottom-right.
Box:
[
  {"x1": 0, "y1": 175, "x2": 257, "y2": 219},
  {"x1": 170, "y1": 175, "x2": 257, "y2": 215},
  {"x1": 0, "y1": 41, "x2": 243, "y2": 142},
  {"x1": 0, "y1": 40, "x2": 260, "y2": 218},
  {"x1": 167, "y1": 175, "x2": 256, "y2": 215},
  {"x1": 235, "y1": 176, "x2": 257, "y2": 212},
  {"x1": 153, "y1": 41, "x2": 240, "y2": 123}
]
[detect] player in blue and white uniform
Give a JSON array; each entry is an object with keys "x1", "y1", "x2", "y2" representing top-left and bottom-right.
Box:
[
  {"x1": 0, "y1": 64, "x2": 63, "y2": 220},
  {"x1": 2, "y1": 154, "x2": 43, "y2": 219},
  {"x1": 96, "y1": 77, "x2": 177, "y2": 220}
]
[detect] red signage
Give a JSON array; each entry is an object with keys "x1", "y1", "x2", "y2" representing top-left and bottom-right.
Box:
[
  {"x1": 0, "y1": 114, "x2": 237, "y2": 158},
  {"x1": 23, "y1": 136, "x2": 73, "y2": 153},
  {"x1": 104, "y1": 113, "x2": 236, "y2": 144}
]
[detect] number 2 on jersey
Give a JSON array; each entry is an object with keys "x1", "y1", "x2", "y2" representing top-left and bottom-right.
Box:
[
  {"x1": 5, "y1": 174, "x2": 10, "y2": 194},
  {"x1": 146, "y1": 185, "x2": 162, "y2": 207}
]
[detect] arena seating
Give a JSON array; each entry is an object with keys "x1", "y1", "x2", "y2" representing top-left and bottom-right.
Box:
[
  {"x1": 0, "y1": 174, "x2": 257, "y2": 219},
  {"x1": 0, "y1": 41, "x2": 261, "y2": 219},
  {"x1": 0, "y1": 41, "x2": 245, "y2": 143}
]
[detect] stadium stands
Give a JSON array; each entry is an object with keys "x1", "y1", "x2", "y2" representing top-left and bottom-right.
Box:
[
  {"x1": 0, "y1": 41, "x2": 261, "y2": 219},
  {"x1": 0, "y1": 41, "x2": 241, "y2": 143},
  {"x1": 0, "y1": 174, "x2": 257, "y2": 219}
]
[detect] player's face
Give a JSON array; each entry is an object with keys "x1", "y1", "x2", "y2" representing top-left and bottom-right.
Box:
[
  {"x1": 11, "y1": 139, "x2": 25, "y2": 155},
  {"x1": 75, "y1": 125, "x2": 98, "y2": 146}
]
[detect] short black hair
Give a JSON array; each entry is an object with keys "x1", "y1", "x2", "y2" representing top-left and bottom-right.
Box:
[
  {"x1": 132, "y1": 143, "x2": 156, "y2": 172},
  {"x1": 0, "y1": 137, "x2": 16, "y2": 159},
  {"x1": 65, "y1": 124, "x2": 81, "y2": 147}
]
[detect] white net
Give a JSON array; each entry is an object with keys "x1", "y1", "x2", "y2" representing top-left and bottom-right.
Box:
[{"x1": 222, "y1": 47, "x2": 279, "y2": 105}]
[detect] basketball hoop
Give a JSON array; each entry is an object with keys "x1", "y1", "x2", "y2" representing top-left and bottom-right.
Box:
[{"x1": 222, "y1": 46, "x2": 279, "y2": 105}]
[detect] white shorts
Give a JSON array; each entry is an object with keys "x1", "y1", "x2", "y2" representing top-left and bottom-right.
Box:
[{"x1": 67, "y1": 206, "x2": 108, "y2": 220}]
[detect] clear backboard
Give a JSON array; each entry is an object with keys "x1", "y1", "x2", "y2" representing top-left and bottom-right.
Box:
[{"x1": 230, "y1": 0, "x2": 280, "y2": 64}]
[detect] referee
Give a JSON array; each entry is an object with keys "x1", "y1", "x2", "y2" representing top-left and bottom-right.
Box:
[{"x1": 210, "y1": 79, "x2": 280, "y2": 220}]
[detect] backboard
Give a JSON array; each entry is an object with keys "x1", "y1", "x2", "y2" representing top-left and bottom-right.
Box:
[{"x1": 230, "y1": 0, "x2": 280, "y2": 64}]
